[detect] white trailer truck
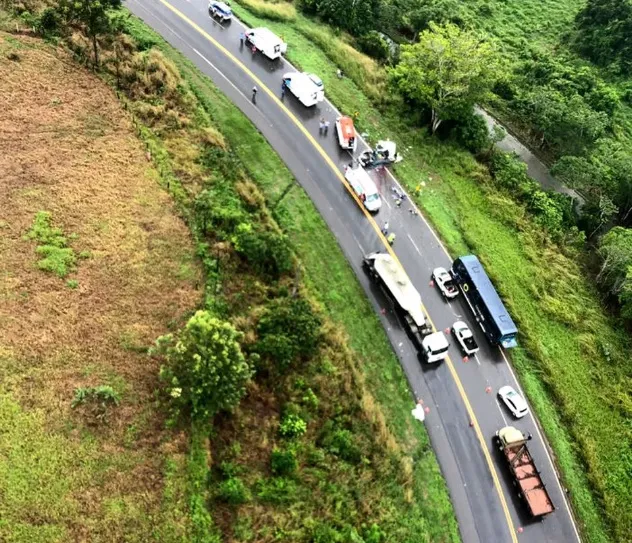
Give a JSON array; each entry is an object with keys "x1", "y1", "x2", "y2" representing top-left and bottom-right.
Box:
[
  {"x1": 363, "y1": 252, "x2": 449, "y2": 363},
  {"x1": 282, "y1": 72, "x2": 325, "y2": 107},
  {"x1": 245, "y1": 28, "x2": 287, "y2": 60}
]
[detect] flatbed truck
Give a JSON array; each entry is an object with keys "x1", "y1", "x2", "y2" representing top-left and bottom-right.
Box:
[{"x1": 495, "y1": 426, "x2": 555, "y2": 519}]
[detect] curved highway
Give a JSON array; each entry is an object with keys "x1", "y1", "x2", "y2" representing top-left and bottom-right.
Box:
[{"x1": 125, "y1": 1, "x2": 581, "y2": 541}]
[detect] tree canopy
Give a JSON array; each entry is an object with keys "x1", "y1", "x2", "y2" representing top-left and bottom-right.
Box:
[
  {"x1": 575, "y1": 0, "x2": 632, "y2": 74},
  {"x1": 157, "y1": 311, "x2": 253, "y2": 421},
  {"x1": 389, "y1": 23, "x2": 497, "y2": 133}
]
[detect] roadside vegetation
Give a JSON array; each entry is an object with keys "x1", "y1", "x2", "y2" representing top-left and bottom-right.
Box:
[
  {"x1": 1, "y1": 2, "x2": 459, "y2": 541},
  {"x1": 222, "y1": 1, "x2": 630, "y2": 542},
  {"x1": 0, "y1": 24, "x2": 202, "y2": 540}
]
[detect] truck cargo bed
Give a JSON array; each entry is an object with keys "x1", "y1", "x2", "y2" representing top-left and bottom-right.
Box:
[{"x1": 503, "y1": 443, "x2": 555, "y2": 517}]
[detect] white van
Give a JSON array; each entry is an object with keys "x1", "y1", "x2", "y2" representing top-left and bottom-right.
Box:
[
  {"x1": 282, "y1": 72, "x2": 324, "y2": 107},
  {"x1": 245, "y1": 28, "x2": 287, "y2": 60},
  {"x1": 344, "y1": 165, "x2": 381, "y2": 212}
]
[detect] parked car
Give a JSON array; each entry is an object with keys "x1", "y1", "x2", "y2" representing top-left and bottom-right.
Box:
[
  {"x1": 432, "y1": 267, "x2": 459, "y2": 299},
  {"x1": 451, "y1": 321, "x2": 479, "y2": 355},
  {"x1": 498, "y1": 385, "x2": 529, "y2": 418},
  {"x1": 208, "y1": 1, "x2": 232, "y2": 22}
]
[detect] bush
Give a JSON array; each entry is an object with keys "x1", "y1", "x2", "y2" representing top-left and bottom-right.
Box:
[
  {"x1": 357, "y1": 31, "x2": 390, "y2": 63},
  {"x1": 454, "y1": 113, "x2": 490, "y2": 154},
  {"x1": 255, "y1": 477, "x2": 297, "y2": 504},
  {"x1": 312, "y1": 522, "x2": 343, "y2": 543},
  {"x1": 217, "y1": 477, "x2": 251, "y2": 504},
  {"x1": 321, "y1": 426, "x2": 362, "y2": 464},
  {"x1": 270, "y1": 447, "x2": 297, "y2": 475},
  {"x1": 233, "y1": 223, "x2": 294, "y2": 278},
  {"x1": 156, "y1": 311, "x2": 253, "y2": 421},
  {"x1": 194, "y1": 186, "x2": 246, "y2": 239},
  {"x1": 36, "y1": 7, "x2": 61, "y2": 36},
  {"x1": 256, "y1": 296, "x2": 322, "y2": 370},
  {"x1": 279, "y1": 413, "x2": 307, "y2": 439},
  {"x1": 71, "y1": 385, "x2": 121, "y2": 423}
]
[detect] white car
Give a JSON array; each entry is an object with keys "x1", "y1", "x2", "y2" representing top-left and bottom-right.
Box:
[
  {"x1": 208, "y1": 1, "x2": 232, "y2": 22},
  {"x1": 498, "y1": 386, "x2": 529, "y2": 418},
  {"x1": 451, "y1": 321, "x2": 479, "y2": 355},
  {"x1": 432, "y1": 267, "x2": 459, "y2": 299}
]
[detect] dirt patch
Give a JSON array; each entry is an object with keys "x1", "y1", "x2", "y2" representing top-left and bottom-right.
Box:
[{"x1": 0, "y1": 32, "x2": 202, "y2": 540}]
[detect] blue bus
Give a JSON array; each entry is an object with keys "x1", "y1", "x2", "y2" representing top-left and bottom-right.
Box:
[{"x1": 451, "y1": 255, "x2": 518, "y2": 349}]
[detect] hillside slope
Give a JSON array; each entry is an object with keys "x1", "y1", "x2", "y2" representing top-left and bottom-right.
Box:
[{"x1": 0, "y1": 32, "x2": 202, "y2": 541}]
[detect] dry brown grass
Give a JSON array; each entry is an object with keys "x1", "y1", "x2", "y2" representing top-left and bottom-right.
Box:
[{"x1": 0, "y1": 32, "x2": 202, "y2": 539}]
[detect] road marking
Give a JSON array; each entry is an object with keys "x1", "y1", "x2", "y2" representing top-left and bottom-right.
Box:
[
  {"x1": 474, "y1": 353, "x2": 481, "y2": 366},
  {"x1": 407, "y1": 234, "x2": 421, "y2": 255},
  {"x1": 150, "y1": 2, "x2": 519, "y2": 539},
  {"x1": 495, "y1": 398, "x2": 508, "y2": 426}
]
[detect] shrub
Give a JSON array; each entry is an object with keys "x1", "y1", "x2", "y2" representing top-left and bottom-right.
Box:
[
  {"x1": 156, "y1": 310, "x2": 253, "y2": 421},
  {"x1": 312, "y1": 522, "x2": 343, "y2": 543},
  {"x1": 255, "y1": 477, "x2": 297, "y2": 504},
  {"x1": 233, "y1": 223, "x2": 294, "y2": 278},
  {"x1": 217, "y1": 477, "x2": 251, "y2": 504},
  {"x1": 256, "y1": 296, "x2": 322, "y2": 369},
  {"x1": 454, "y1": 113, "x2": 490, "y2": 154},
  {"x1": 194, "y1": 186, "x2": 246, "y2": 239},
  {"x1": 279, "y1": 413, "x2": 307, "y2": 439},
  {"x1": 321, "y1": 426, "x2": 362, "y2": 464},
  {"x1": 270, "y1": 447, "x2": 297, "y2": 475},
  {"x1": 71, "y1": 385, "x2": 121, "y2": 423},
  {"x1": 357, "y1": 31, "x2": 390, "y2": 63},
  {"x1": 36, "y1": 7, "x2": 61, "y2": 36}
]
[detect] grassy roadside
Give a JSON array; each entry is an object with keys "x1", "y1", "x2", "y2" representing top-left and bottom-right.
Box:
[
  {"x1": 229, "y1": 3, "x2": 630, "y2": 542},
  {"x1": 118, "y1": 15, "x2": 460, "y2": 542}
]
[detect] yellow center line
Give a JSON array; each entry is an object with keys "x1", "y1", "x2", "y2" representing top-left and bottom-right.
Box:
[{"x1": 154, "y1": 1, "x2": 518, "y2": 539}]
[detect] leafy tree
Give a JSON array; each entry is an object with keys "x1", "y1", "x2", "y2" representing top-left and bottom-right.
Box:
[
  {"x1": 514, "y1": 87, "x2": 608, "y2": 154},
  {"x1": 389, "y1": 23, "x2": 498, "y2": 133},
  {"x1": 156, "y1": 311, "x2": 253, "y2": 421},
  {"x1": 299, "y1": 0, "x2": 380, "y2": 36},
  {"x1": 58, "y1": 0, "x2": 122, "y2": 67},
  {"x1": 575, "y1": 0, "x2": 632, "y2": 74},
  {"x1": 597, "y1": 227, "x2": 632, "y2": 315}
]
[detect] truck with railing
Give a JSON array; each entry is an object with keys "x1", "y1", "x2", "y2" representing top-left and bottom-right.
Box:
[
  {"x1": 495, "y1": 426, "x2": 555, "y2": 519},
  {"x1": 363, "y1": 252, "x2": 449, "y2": 363}
]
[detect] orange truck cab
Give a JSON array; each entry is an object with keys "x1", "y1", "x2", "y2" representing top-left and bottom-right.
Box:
[{"x1": 335, "y1": 116, "x2": 357, "y2": 151}]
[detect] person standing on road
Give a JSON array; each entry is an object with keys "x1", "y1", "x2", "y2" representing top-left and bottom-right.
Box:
[
  {"x1": 324, "y1": 120, "x2": 330, "y2": 135},
  {"x1": 319, "y1": 117, "x2": 325, "y2": 134},
  {"x1": 252, "y1": 86, "x2": 258, "y2": 103},
  {"x1": 387, "y1": 232, "x2": 396, "y2": 245},
  {"x1": 381, "y1": 222, "x2": 389, "y2": 236},
  {"x1": 239, "y1": 32, "x2": 245, "y2": 47},
  {"x1": 281, "y1": 80, "x2": 286, "y2": 99}
]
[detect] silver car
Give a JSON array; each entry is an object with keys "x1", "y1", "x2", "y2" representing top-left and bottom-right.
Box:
[{"x1": 498, "y1": 385, "x2": 529, "y2": 418}]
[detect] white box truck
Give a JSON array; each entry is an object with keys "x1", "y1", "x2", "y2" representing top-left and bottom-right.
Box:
[
  {"x1": 282, "y1": 72, "x2": 324, "y2": 107},
  {"x1": 245, "y1": 28, "x2": 287, "y2": 60}
]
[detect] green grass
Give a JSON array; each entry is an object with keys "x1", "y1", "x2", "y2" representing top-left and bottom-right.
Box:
[
  {"x1": 226, "y1": 3, "x2": 631, "y2": 542},
  {"x1": 121, "y1": 15, "x2": 460, "y2": 541},
  {"x1": 24, "y1": 211, "x2": 77, "y2": 278}
]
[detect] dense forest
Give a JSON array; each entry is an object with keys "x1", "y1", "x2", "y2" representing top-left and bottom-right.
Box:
[{"x1": 298, "y1": 0, "x2": 632, "y2": 320}]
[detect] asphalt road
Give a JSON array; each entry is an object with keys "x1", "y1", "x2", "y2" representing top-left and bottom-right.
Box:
[{"x1": 125, "y1": 1, "x2": 582, "y2": 541}]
